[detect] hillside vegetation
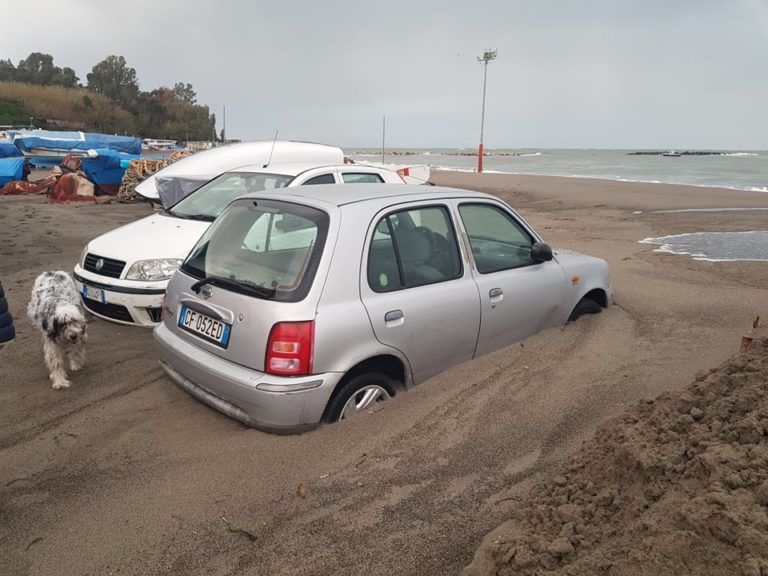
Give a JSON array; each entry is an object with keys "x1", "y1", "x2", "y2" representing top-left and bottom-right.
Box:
[
  {"x1": 0, "y1": 82, "x2": 134, "y2": 133},
  {"x1": 0, "y1": 52, "x2": 217, "y2": 140}
]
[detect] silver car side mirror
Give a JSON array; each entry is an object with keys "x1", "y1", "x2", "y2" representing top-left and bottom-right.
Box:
[{"x1": 531, "y1": 242, "x2": 553, "y2": 262}]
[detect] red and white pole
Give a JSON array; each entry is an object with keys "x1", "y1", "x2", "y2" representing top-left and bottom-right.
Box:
[
  {"x1": 477, "y1": 143, "x2": 484, "y2": 173},
  {"x1": 476, "y1": 49, "x2": 496, "y2": 173}
]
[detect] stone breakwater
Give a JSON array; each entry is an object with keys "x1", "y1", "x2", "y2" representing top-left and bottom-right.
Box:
[
  {"x1": 627, "y1": 150, "x2": 728, "y2": 156},
  {"x1": 350, "y1": 150, "x2": 523, "y2": 157}
]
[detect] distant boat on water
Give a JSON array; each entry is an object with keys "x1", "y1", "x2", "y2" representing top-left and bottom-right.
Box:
[
  {"x1": 662, "y1": 149, "x2": 682, "y2": 157},
  {"x1": 6, "y1": 129, "x2": 142, "y2": 168}
]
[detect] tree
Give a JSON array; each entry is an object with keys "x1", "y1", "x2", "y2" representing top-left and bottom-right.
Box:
[
  {"x1": 172, "y1": 82, "x2": 197, "y2": 104},
  {"x1": 133, "y1": 90, "x2": 169, "y2": 135},
  {"x1": 0, "y1": 59, "x2": 16, "y2": 82},
  {"x1": 87, "y1": 55, "x2": 139, "y2": 108},
  {"x1": 16, "y1": 52, "x2": 57, "y2": 85},
  {"x1": 54, "y1": 67, "x2": 80, "y2": 88},
  {"x1": 130, "y1": 87, "x2": 214, "y2": 140},
  {"x1": 0, "y1": 53, "x2": 78, "y2": 87}
]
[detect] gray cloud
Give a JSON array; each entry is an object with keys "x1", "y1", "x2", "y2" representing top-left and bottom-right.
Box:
[{"x1": 5, "y1": 0, "x2": 768, "y2": 149}]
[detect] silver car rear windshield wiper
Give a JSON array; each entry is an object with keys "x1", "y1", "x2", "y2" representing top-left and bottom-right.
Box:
[{"x1": 190, "y1": 276, "x2": 277, "y2": 299}]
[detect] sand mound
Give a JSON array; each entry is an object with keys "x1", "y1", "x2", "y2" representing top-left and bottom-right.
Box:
[{"x1": 463, "y1": 338, "x2": 768, "y2": 576}]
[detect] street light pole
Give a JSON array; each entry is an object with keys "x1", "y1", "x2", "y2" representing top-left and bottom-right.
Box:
[{"x1": 476, "y1": 49, "x2": 497, "y2": 173}]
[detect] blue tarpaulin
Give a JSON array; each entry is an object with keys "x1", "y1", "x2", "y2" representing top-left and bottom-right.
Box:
[
  {"x1": 0, "y1": 157, "x2": 25, "y2": 186},
  {"x1": 79, "y1": 149, "x2": 140, "y2": 192},
  {"x1": 8, "y1": 130, "x2": 142, "y2": 166},
  {"x1": 0, "y1": 142, "x2": 22, "y2": 159}
]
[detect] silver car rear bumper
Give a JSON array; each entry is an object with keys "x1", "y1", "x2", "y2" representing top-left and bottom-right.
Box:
[{"x1": 154, "y1": 323, "x2": 343, "y2": 434}]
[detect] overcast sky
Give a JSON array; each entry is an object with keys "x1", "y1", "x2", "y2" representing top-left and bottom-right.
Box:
[{"x1": 5, "y1": 0, "x2": 768, "y2": 149}]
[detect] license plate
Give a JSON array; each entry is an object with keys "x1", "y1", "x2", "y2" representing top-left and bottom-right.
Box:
[
  {"x1": 178, "y1": 305, "x2": 231, "y2": 348},
  {"x1": 82, "y1": 284, "x2": 105, "y2": 303}
]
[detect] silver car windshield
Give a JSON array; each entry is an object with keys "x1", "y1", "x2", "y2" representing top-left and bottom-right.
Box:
[
  {"x1": 181, "y1": 198, "x2": 329, "y2": 302},
  {"x1": 169, "y1": 172, "x2": 294, "y2": 219}
]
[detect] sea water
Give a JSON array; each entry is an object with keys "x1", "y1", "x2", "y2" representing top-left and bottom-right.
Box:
[
  {"x1": 641, "y1": 231, "x2": 768, "y2": 262},
  {"x1": 349, "y1": 148, "x2": 768, "y2": 193},
  {"x1": 347, "y1": 148, "x2": 768, "y2": 262}
]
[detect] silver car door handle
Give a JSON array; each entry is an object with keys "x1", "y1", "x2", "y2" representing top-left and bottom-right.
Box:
[
  {"x1": 489, "y1": 288, "x2": 503, "y2": 298},
  {"x1": 385, "y1": 310, "x2": 404, "y2": 322}
]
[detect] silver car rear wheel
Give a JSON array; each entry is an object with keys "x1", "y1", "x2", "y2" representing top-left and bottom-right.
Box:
[
  {"x1": 340, "y1": 385, "x2": 391, "y2": 419},
  {"x1": 324, "y1": 371, "x2": 396, "y2": 423}
]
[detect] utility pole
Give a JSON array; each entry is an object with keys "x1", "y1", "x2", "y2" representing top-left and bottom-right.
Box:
[{"x1": 476, "y1": 49, "x2": 497, "y2": 173}]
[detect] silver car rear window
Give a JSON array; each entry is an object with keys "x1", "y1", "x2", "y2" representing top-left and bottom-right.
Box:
[{"x1": 181, "y1": 199, "x2": 329, "y2": 302}]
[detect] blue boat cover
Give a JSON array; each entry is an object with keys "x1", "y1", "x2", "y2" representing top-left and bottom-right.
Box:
[
  {"x1": 8, "y1": 130, "x2": 142, "y2": 155},
  {"x1": 0, "y1": 157, "x2": 25, "y2": 186},
  {"x1": 80, "y1": 149, "x2": 141, "y2": 188},
  {"x1": 0, "y1": 142, "x2": 22, "y2": 158}
]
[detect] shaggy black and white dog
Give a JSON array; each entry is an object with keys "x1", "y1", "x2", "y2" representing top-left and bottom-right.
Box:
[{"x1": 27, "y1": 271, "x2": 88, "y2": 389}]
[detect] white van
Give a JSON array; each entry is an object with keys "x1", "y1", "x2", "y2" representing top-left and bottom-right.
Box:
[{"x1": 134, "y1": 140, "x2": 344, "y2": 202}]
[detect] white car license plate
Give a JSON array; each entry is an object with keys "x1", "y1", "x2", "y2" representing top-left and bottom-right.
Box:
[
  {"x1": 178, "y1": 305, "x2": 231, "y2": 348},
  {"x1": 82, "y1": 284, "x2": 105, "y2": 303}
]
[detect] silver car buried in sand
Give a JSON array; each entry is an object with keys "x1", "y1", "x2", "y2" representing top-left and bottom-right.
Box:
[{"x1": 154, "y1": 184, "x2": 613, "y2": 433}]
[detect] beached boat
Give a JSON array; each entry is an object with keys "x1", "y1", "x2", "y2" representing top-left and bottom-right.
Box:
[
  {"x1": 142, "y1": 138, "x2": 182, "y2": 151},
  {"x1": 7, "y1": 129, "x2": 142, "y2": 168},
  {"x1": 351, "y1": 160, "x2": 431, "y2": 184}
]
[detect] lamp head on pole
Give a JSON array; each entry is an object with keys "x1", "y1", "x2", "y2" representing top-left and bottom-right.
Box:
[{"x1": 477, "y1": 49, "x2": 498, "y2": 63}]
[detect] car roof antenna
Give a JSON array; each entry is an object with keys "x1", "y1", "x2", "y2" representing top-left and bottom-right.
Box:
[{"x1": 264, "y1": 130, "x2": 279, "y2": 168}]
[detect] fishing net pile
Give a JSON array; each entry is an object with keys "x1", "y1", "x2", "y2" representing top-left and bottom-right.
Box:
[{"x1": 117, "y1": 150, "x2": 194, "y2": 203}]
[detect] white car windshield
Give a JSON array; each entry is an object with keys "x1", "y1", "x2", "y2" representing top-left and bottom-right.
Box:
[{"x1": 169, "y1": 172, "x2": 294, "y2": 220}]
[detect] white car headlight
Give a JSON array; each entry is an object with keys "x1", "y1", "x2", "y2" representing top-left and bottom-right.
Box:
[
  {"x1": 125, "y1": 259, "x2": 182, "y2": 281},
  {"x1": 78, "y1": 244, "x2": 89, "y2": 267}
]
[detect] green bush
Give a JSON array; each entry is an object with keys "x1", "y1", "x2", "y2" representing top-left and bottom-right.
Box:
[{"x1": 0, "y1": 99, "x2": 28, "y2": 125}]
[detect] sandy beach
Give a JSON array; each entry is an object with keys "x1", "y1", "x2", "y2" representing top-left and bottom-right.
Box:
[{"x1": 1, "y1": 171, "x2": 767, "y2": 575}]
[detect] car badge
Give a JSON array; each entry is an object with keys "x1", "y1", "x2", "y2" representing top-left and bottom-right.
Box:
[
  {"x1": 201, "y1": 285, "x2": 213, "y2": 299},
  {"x1": 95, "y1": 258, "x2": 104, "y2": 271}
]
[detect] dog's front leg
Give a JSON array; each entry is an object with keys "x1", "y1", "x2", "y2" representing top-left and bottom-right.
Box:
[
  {"x1": 68, "y1": 343, "x2": 85, "y2": 372},
  {"x1": 43, "y1": 338, "x2": 71, "y2": 389}
]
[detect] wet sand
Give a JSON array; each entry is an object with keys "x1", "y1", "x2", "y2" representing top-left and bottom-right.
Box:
[{"x1": 1, "y1": 171, "x2": 766, "y2": 575}]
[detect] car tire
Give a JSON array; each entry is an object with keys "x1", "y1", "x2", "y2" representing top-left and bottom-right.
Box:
[
  {"x1": 324, "y1": 372, "x2": 395, "y2": 423},
  {"x1": 567, "y1": 297, "x2": 602, "y2": 322}
]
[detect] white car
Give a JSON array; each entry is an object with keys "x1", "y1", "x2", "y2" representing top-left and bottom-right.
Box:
[{"x1": 73, "y1": 162, "x2": 409, "y2": 326}]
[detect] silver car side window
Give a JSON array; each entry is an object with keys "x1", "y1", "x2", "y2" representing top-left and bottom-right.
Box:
[
  {"x1": 368, "y1": 206, "x2": 462, "y2": 292},
  {"x1": 368, "y1": 217, "x2": 403, "y2": 292},
  {"x1": 458, "y1": 203, "x2": 536, "y2": 273}
]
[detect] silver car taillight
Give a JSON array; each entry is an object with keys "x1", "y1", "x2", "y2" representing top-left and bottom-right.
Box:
[{"x1": 266, "y1": 321, "x2": 314, "y2": 376}]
